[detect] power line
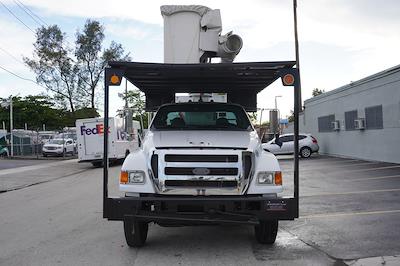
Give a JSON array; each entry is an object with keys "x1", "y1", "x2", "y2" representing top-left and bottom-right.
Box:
[
  {"x1": 0, "y1": 0, "x2": 35, "y2": 34},
  {"x1": 13, "y1": 0, "x2": 42, "y2": 27},
  {"x1": 0, "y1": 64, "x2": 46, "y2": 90},
  {"x1": 15, "y1": 0, "x2": 48, "y2": 26},
  {"x1": 0, "y1": 46, "x2": 25, "y2": 65}
]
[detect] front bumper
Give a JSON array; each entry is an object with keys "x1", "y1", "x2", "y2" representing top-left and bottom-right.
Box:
[
  {"x1": 43, "y1": 150, "x2": 63, "y2": 155},
  {"x1": 104, "y1": 195, "x2": 298, "y2": 224}
]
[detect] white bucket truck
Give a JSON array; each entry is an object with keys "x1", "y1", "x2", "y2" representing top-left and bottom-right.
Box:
[
  {"x1": 76, "y1": 117, "x2": 140, "y2": 167},
  {"x1": 102, "y1": 5, "x2": 300, "y2": 247}
]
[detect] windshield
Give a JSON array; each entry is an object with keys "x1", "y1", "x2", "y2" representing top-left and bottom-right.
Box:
[
  {"x1": 152, "y1": 103, "x2": 252, "y2": 131},
  {"x1": 48, "y1": 139, "x2": 65, "y2": 145}
]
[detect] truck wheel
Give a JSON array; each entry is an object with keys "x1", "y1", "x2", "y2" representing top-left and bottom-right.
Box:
[
  {"x1": 254, "y1": 220, "x2": 278, "y2": 244},
  {"x1": 91, "y1": 161, "x2": 102, "y2": 167},
  {"x1": 123, "y1": 220, "x2": 148, "y2": 247},
  {"x1": 300, "y1": 147, "x2": 312, "y2": 158}
]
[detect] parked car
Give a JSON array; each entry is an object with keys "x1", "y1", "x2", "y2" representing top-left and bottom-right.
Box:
[
  {"x1": 262, "y1": 133, "x2": 319, "y2": 158},
  {"x1": 42, "y1": 138, "x2": 75, "y2": 157},
  {"x1": 0, "y1": 146, "x2": 9, "y2": 157}
]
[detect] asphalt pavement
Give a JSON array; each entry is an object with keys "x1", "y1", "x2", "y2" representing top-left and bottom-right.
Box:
[
  {"x1": 0, "y1": 155, "x2": 399, "y2": 265},
  {"x1": 0, "y1": 158, "x2": 49, "y2": 170}
]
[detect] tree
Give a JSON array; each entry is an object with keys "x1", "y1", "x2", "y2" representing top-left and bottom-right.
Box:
[
  {"x1": 0, "y1": 95, "x2": 99, "y2": 131},
  {"x1": 288, "y1": 110, "x2": 295, "y2": 123},
  {"x1": 312, "y1": 88, "x2": 325, "y2": 97},
  {"x1": 24, "y1": 25, "x2": 81, "y2": 113},
  {"x1": 0, "y1": 95, "x2": 66, "y2": 130},
  {"x1": 24, "y1": 20, "x2": 130, "y2": 113},
  {"x1": 247, "y1": 112, "x2": 258, "y2": 125},
  {"x1": 75, "y1": 20, "x2": 130, "y2": 109},
  {"x1": 118, "y1": 89, "x2": 148, "y2": 128}
]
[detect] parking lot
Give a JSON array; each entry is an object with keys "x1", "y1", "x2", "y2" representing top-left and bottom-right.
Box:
[{"x1": 0, "y1": 155, "x2": 399, "y2": 265}]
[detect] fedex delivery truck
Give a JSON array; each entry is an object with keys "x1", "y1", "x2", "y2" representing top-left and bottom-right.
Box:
[{"x1": 76, "y1": 117, "x2": 140, "y2": 167}]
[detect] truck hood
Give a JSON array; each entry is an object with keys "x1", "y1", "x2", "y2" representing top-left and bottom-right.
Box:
[{"x1": 150, "y1": 130, "x2": 259, "y2": 149}]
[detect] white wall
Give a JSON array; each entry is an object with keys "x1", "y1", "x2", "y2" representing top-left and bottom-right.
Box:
[{"x1": 301, "y1": 66, "x2": 400, "y2": 163}]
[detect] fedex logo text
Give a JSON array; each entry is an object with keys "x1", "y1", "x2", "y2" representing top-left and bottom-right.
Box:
[{"x1": 80, "y1": 124, "x2": 109, "y2": 135}]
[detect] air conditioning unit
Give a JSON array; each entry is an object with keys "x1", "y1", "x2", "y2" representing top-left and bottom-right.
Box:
[
  {"x1": 354, "y1": 118, "x2": 365, "y2": 130},
  {"x1": 332, "y1": 120, "x2": 340, "y2": 131}
]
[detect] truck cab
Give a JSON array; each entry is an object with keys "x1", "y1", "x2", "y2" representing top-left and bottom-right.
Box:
[{"x1": 122, "y1": 102, "x2": 283, "y2": 196}]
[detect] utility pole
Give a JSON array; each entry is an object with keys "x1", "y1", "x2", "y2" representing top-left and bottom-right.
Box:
[
  {"x1": 10, "y1": 97, "x2": 13, "y2": 157},
  {"x1": 275, "y1": 95, "x2": 282, "y2": 132},
  {"x1": 293, "y1": 0, "x2": 302, "y2": 110}
]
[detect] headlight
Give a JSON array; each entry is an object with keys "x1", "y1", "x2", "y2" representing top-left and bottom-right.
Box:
[
  {"x1": 257, "y1": 172, "x2": 274, "y2": 184},
  {"x1": 256, "y1": 171, "x2": 282, "y2": 185},
  {"x1": 129, "y1": 171, "x2": 145, "y2": 183},
  {"x1": 120, "y1": 171, "x2": 145, "y2": 184}
]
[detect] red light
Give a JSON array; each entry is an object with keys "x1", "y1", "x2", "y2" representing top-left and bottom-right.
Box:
[{"x1": 311, "y1": 136, "x2": 318, "y2": 143}]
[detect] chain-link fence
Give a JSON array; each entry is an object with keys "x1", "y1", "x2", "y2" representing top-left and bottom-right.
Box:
[{"x1": 0, "y1": 128, "x2": 77, "y2": 159}]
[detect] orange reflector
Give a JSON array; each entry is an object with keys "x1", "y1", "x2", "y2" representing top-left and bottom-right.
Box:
[
  {"x1": 110, "y1": 74, "x2": 120, "y2": 85},
  {"x1": 120, "y1": 171, "x2": 128, "y2": 184},
  {"x1": 275, "y1": 171, "x2": 282, "y2": 185},
  {"x1": 282, "y1": 74, "x2": 295, "y2": 86}
]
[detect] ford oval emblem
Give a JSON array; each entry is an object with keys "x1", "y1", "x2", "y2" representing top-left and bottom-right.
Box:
[{"x1": 192, "y1": 168, "x2": 210, "y2": 175}]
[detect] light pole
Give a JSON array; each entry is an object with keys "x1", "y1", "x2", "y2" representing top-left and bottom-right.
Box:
[
  {"x1": 1, "y1": 97, "x2": 13, "y2": 157},
  {"x1": 274, "y1": 95, "x2": 282, "y2": 111}
]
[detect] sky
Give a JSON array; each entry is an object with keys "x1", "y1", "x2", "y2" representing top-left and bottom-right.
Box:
[{"x1": 1, "y1": 0, "x2": 400, "y2": 123}]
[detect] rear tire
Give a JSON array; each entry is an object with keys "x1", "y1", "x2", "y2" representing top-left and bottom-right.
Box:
[
  {"x1": 300, "y1": 147, "x2": 312, "y2": 158},
  {"x1": 91, "y1": 161, "x2": 102, "y2": 167},
  {"x1": 124, "y1": 220, "x2": 148, "y2": 247},
  {"x1": 254, "y1": 220, "x2": 278, "y2": 244}
]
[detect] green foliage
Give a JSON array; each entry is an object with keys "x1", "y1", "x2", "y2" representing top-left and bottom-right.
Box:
[
  {"x1": 75, "y1": 20, "x2": 131, "y2": 109},
  {"x1": 118, "y1": 89, "x2": 148, "y2": 128},
  {"x1": 312, "y1": 88, "x2": 325, "y2": 97},
  {"x1": 24, "y1": 25, "x2": 81, "y2": 112},
  {"x1": 0, "y1": 96, "x2": 99, "y2": 130},
  {"x1": 248, "y1": 112, "x2": 258, "y2": 124},
  {"x1": 288, "y1": 110, "x2": 295, "y2": 123},
  {"x1": 24, "y1": 20, "x2": 130, "y2": 113}
]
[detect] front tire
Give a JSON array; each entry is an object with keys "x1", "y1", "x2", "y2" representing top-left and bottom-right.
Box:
[
  {"x1": 254, "y1": 220, "x2": 278, "y2": 244},
  {"x1": 124, "y1": 220, "x2": 148, "y2": 247},
  {"x1": 300, "y1": 147, "x2": 312, "y2": 158}
]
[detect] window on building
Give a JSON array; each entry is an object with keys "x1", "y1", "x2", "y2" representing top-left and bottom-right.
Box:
[
  {"x1": 318, "y1": 115, "x2": 335, "y2": 132},
  {"x1": 345, "y1": 110, "x2": 358, "y2": 130},
  {"x1": 365, "y1": 105, "x2": 383, "y2": 129}
]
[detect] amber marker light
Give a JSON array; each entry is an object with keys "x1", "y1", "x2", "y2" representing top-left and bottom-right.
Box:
[
  {"x1": 110, "y1": 74, "x2": 120, "y2": 85},
  {"x1": 274, "y1": 171, "x2": 282, "y2": 185},
  {"x1": 282, "y1": 74, "x2": 295, "y2": 86},
  {"x1": 120, "y1": 171, "x2": 129, "y2": 184}
]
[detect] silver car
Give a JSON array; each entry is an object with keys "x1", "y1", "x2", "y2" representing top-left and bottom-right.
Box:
[{"x1": 262, "y1": 133, "x2": 319, "y2": 158}]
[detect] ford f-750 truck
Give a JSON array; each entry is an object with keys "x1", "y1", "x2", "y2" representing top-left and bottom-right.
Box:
[{"x1": 102, "y1": 62, "x2": 300, "y2": 247}]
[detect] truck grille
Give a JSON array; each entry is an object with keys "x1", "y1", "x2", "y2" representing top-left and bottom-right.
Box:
[
  {"x1": 165, "y1": 167, "x2": 238, "y2": 176},
  {"x1": 165, "y1": 180, "x2": 238, "y2": 188},
  {"x1": 153, "y1": 150, "x2": 246, "y2": 195},
  {"x1": 165, "y1": 154, "x2": 238, "y2": 163}
]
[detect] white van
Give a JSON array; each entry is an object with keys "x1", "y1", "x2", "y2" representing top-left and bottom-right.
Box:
[{"x1": 76, "y1": 117, "x2": 140, "y2": 167}]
